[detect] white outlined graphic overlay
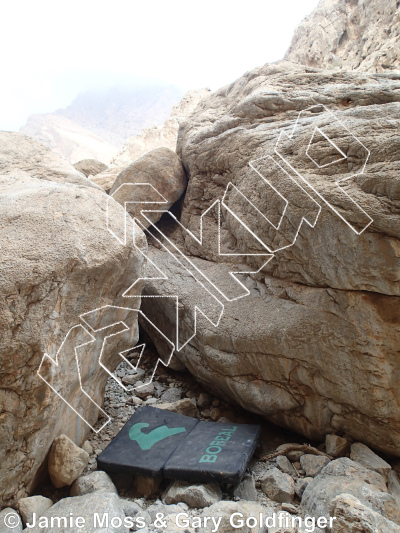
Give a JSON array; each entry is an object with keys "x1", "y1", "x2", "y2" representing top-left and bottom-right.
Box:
[
  {"x1": 39, "y1": 103, "x2": 373, "y2": 433},
  {"x1": 275, "y1": 104, "x2": 372, "y2": 234}
]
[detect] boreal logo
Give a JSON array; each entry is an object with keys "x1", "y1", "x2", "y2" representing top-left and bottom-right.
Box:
[{"x1": 128, "y1": 422, "x2": 186, "y2": 450}]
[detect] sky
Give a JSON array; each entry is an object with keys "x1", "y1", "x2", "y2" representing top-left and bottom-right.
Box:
[{"x1": 0, "y1": 0, "x2": 319, "y2": 131}]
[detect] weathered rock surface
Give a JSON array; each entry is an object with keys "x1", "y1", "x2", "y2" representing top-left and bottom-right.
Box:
[
  {"x1": 134, "y1": 382, "x2": 155, "y2": 399},
  {"x1": 146, "y1": 502, "x2": 189, "y2": 522},
  {"x1": 350, "y1": 442, "x2": 392, "y2": 481},
  {"x1": 300, "y1": 455, "x2": 331, "y2": 477},
  {"x1": 91, "y1": 166, "x2": 122, "y2": 193},
  {"x1": 330, "y1": 493, "x2": 400, "y2": 533},
  {"x1": 70, "y1": 470, "x2": 117, "y2": 496},
  {"x1": 0, "y1": 144, "x2": 146, "y2": 505},
  {"x1": 162, "y1": 480, "x2": 222, "y2": 508},
  {"x1": 388, "y1": 470, "x2": 400, "y2": 508},
  {"x1": 295, "y1": 477, "x2": 312, "y2": 498},
  {"x1": 156, "y1": 398, "x2": 198, "y2": 417},
  {"x1": 160, "y1": 387, "x2": 182, "y2": 402},
  {"x1": 73, "y1": 159, "x2": 107, "y2": 177},
  {"x1": 301, "y1": 458, "x2": 400, "y2": 525},
  {"x1": 141, "y1": 61, "x2": 400, "y2": 456},
  {"x1": 81, "y1": 440, "x2": 93, "y2": 455},
  {"x1": 21, "y1": 492, "x2": 128, "y2": 533},
  {"x1": 48, "y1": 435, "x2": 89, "y2": 488},
  {"x1": 0, "y1": 508, "x2": 23, "y2": 532},
  {"x1": 109, "y1": 147, "x2": 187, "y2": 227},
  {"x1": 120, "y1": 499, "x2": 142, "y2": 519},
  {"x1": 17, "y1": 496, "x2": 53, "y2": 527},
  {"x1": 0, "y1": 131, "x2": 101, "y2": 189},
  {"x1": 261, "y1": 467, "x2": 295, "y2": 503},
  {"x1": 233, "y1": 473, "x2": 258, "y2": 501},
  {"x1": 325, "y1": 435, "x2": 350, "y2": 458},
  {"x1": 285, "y1": 0, "x2": 400, "y2": 73},
  {"x1": 276, "y1": 456, "x2": 298, "y2": 478}
]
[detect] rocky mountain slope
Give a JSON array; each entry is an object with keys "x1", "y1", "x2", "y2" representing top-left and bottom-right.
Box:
[
  {"x1": 20, "y1": 83, "x2": 185, "y2": 164},
  {"x1": 56, "y1": 84, "x2": 185, "y2": 145},
  {"x1": 111, "y1": 89, "x2": 210, "y2": 168},
  {"x1": 285, "y1": 0, "x2": 400, "y2": 72},
  {"x1": 21, "y1": 114, "x2": 117, "y2": 164},
  {"x1": 90, "y1": 89, "x2": 209, "y2": 193}
]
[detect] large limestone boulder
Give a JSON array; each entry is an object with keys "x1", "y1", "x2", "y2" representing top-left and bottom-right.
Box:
[
  {"x1": 0, "y1": 136, "x2": 146, "y2": 506},
  {"x1": 109, "y1": 147, "x2": 187, "y2": 226},
  {"x1": 139, "y1": 61, "x2": 400, "y2": 456},
  {"x1": 285, "y1": 0, "x2": 400, "y2": 73},
  {"x1": 73, "y1": 159, "x2": 107, "y2": 177},
  {"x1": 0, "y1": 131, "x2": 102, "y2": 189}
]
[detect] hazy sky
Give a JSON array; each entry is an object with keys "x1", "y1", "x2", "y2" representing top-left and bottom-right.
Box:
[{"x1": 0, "y1": 0, "x2": 319, "y2": 131}]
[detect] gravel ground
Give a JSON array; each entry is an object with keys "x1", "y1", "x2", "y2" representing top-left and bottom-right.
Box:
[{"x1": 35, "y1": 342, "x2": 304, "y2": 510}]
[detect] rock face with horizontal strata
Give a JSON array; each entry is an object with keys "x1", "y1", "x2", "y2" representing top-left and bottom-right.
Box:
[{"x1": 139, "y1": 61, "x2": 400, "y2": 457}]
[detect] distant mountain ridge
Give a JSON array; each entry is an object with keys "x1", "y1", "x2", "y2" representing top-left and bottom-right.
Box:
[
  {"x1": 20, "y1": 83, "x2": 185, "y2": 164},
  {"x1": 111, "y1": 88, "x2": 211, "y2": 167},
  {"x1": 56, "y1": 83, "x2": 185, "y2": 145},
  {"x1": 21, "y1": 114, "x2": 117, "y2": 165}
]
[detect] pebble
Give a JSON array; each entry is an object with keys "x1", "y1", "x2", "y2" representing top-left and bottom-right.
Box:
[
  {"x1": 261, "y1": 467, "x2": 295, "y2": 504},
  {"x1": 197, "y1": 393, "x2": 212, "y2": 408},
  {"x1": 82, "y1": 441, "x2": 93, "y2": 455},
  {"x1": 130, "y1": 397, "x2": 143, "y2": 406},
  {"x1": 135, "y1": 382, "x2": 155, "y2": 399},
  {"x1": 160, "y1": 387, "x2": 182, "y2": 403},
  {"x1": 325, "y1": 434, "x2": 350, "y2": 458},
  {"x1": 145, "y1": 398, "x2": 158, "y2": 405},
  {"x1": 210, "y1": 407, "x2": 222, "y2": 420},
  {"x1": 276, "y1": 455, "x2": 297, "y2": 478},
  {"x1": 281, "y1": 503, "x2": 298, "y2": 514},
  {"x1": 300, "y1": 454, "x2": 331, "y2": 477}
]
